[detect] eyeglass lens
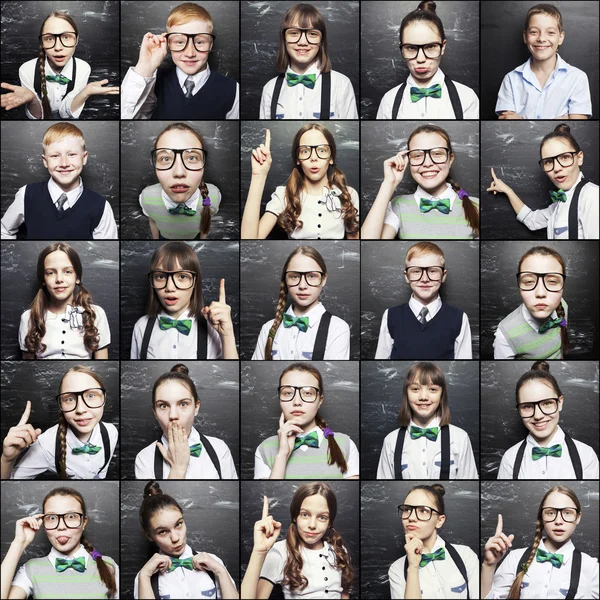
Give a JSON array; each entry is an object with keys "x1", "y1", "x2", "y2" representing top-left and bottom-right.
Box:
[
  {"x1": 279, "y1": 386, "x2": 320, "y2": 402},
  {"x1": 150, "y1": 271, "x2": 196, "y2": 290},
  {"x1": 405, "y1": 266, "x2": 444, "y2": 281},
  {"x1": 542, "y1": 507, "x2": 578, "y2": 522},
  {"x1": 400, "y1": 43, "x2": 442, "y2": 59},
  {"x1": 297, "y1": 145, "x2": 331, "y2": 161},
  {"x1": 398, "y1": 505, "x2": 434, "y2": 521},
  {"x1": 43, "y1": 513, "x2": 83, "y2": 529},
  {"x1": 40, "y1": 32, "x2": 77, "y2": 48},
  {"x1": 407, "y1": 148, "x2": 449, "y2": 166},
  {"x1": 285, "y1": 271, "x2": 323, "y2": 287},
  {"x1": 284, "y1": 28, "x2": 322, "y2": 44},
  {"x1": 517, "y1": 272, "x2": 565, "y2": 292},
  {"x1": 167, "y1": 33, "x2": 214, "y2": 52},
  {"x1": 57, "y1": 389, "x2": 105, "y2": 412},
  {"x1": 517, "y1": 398, "x2": 559, "y2": 418},
  {"x1": 152, "y1": 149, "x2": 205, "y2": 171},
  {"x1": 539, "y1": 152, "x2": 576, "y2": 172}
]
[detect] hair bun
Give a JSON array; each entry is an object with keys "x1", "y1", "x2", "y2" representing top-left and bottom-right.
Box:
[
  {"x1": 418, "y1": 0, "x2": 437, "y2": 12},
  {"x1": 144, "y1": 481, "x2": 163, "y2": 498},
  {"x1": 170, "y1": 363, "x2": 189, "y2": 376},
  {"x1": 531, "y1": 360, "x2": 550, "y2": 372},
  {"x1": 430, "y1": 483, "x2": 446, "y2": 496},
  {"x1": 554, "y1": 123, "x2": 571, "y2": 134}
]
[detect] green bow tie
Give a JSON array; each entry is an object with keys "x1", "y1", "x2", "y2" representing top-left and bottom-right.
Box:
[
  {"x1": 410, "y1": 425, "x2": 439, "y2": 442},
  {"x1": 286, "y1": 72, "x2": 317, "y2": 89},
  {"x1": 410, "y1": 83, "x2": 442, "y2": 102},
  {"x1": 72, "y1": 443, "x2": 102, "y2": 455},
  {"x1": 282, "y1": 313, "x2": 309, "y2": 332},
  {"x1": 158, "y1": 316, "x2": 192, "y2": 336},
  {"x1": 168, "y1": 204, "x2": 196, "y2": 216},
  {"x1": 536, "y1": 547, "x2": 564, "y2": 568},
  {"x1": 419, "y1": 547, "x2": 445, "y2": 567},
  {"x1": 550, "y1": 189, "x2": 567, "y2": 203},
  {"x1": 419, "y1": 198, "x2": 451, "y2": 214},
  {"x1": 46, "y1": 73, "x2": 70, "y2": 85},
  {"x1": 189, "y1": 442, "x2": 202, "y2": 457},
  {"x1": 55, "y1": 556, "x2": 86, "y2": 573},
  {"x1": 168, "y1": 556, "x2": 194, "y2": 572},
  {"x1": 532, "y1": 444, "x2": 562, "y2": 460},
  {"x1": 538, "y1": 316, "x2": 566, "y2": 334},
  {"x1": 293, "y1": 431, "x2": 319, "y2": 451}
]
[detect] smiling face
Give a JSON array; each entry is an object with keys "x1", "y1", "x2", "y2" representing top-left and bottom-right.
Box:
[
  {"x1": 540, "y1": 137, "x2": 583, "y2": 191},
  {"x1": 286, "y1": 19, "x2": 321, "y2": 73},
  {"x1": 42, "y1": 135, "x2": 87, "y2": 193},
  {"x1": 407, "y1": 377, "x2": 442, "y2": 427},
  {"x1": 41, "y1": 16, "x2": 78, "y2": 73},
  {"x1": 517, "y1": 379, "x2": 563, "y2": 445},
  {"x1": 280, "y1": 369, "x2": 322, "y2": 432},
  {"x1": 43, "y1": 494, "x2": 88, "y2": 556},
  {"x1": 401, "y1": 489, "x2": 445, "y2": 543},
  {"x1": 401, "y1": 21, "x2": 446, "y2": 85},
  {"x1": 295, "y1": 493, "x2": 330, "y2": 549},
  {"x1": 167, "y1": 19, "x2": 211, "y2": 75},
  {"x1": 60, "y1": 371, "x2": 105, "y2": 442},
  {"x1": 296, "y1": 128, "x2": 333, "y2": 187},
  {"x1": 542, "y1": 491, "x2": 580, "y2": 549},
  {"x1": 147, "y1": 508, "x2": 187, "y2": 557},
  {"x1": 523, "y1": 13, "x2": 564, "y2": 63},
  {"x1": 43, "y1": 250, "x2": 78, "y2": 308},
  {"x1": 408, "y1": 131, "x2": 454, "y2": 198},
  {"x1": 286, "y1": 253, "x2": 327, "y2": 315},
  {"x1": 404, "y1": 251, "x2": 447, "y2": 305},
  {"x1": 519, "y1": 254, "x2": 564, "y2": 321},
  {"x1": 153, "y1": 258, "x2": 196, "y2": 318},
  {"x1": 153, "y1": 379, "x2": 199, "y2": 438}
]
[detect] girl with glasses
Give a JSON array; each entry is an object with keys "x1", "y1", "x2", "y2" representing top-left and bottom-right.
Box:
[
  {"x1": 241, "y1": 124, "x2": 359, "y2": 240},
  {"x1": 497, "y1": 361, "x2": 598, "y2": 480},
  {"x1": 362, "y1": 124, "x2": 479, "y2": 239},
  {"x1": 1, "y1": 486, "x2": 118, "y2": 598},
  {"x1": 487, "y1": 123, "x2": 598, "y2": 239},
  {"x1": 254, "y1": 363, "x2": 359, "y2": 479},
  {"x1": 252, "y1": 246, "x2": 350, "y2": 360}
]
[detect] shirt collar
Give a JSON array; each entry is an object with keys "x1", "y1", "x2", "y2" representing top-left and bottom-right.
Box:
[
  {"x1": 176, "y1": 64, "x2": 210, "y2": 90},
  {"x1": 409, "y1": 294, "x2": 442, "y2": 315},
  {"x1": 161, "y1": 426, "x2": 200, "y2": 447},
  {"x1": 47, "y1": 544, "x2": 88, "y2": 566},
  {"x1": 526, "y1": 424, "x2": 564, "y2": 448},
  {"x1": 67, "y1": 422, "x2": 103, "y2": 449},
  {"x1": 409, "y1": 415, "x2": 441, "y2": 429},
  {"x1": 287, "y1": 302, "x2": 325, "y2": 327},
  {"x1": 286, "y1": 62, "x2": 321, "y2": 78},
  {"x1": 47, "y1": 177, "x2": 83, "y2": 208},
  {"x1": 407, "y1": 67, "x2": 445, "y2": 88},
  {"x1": 539, "y1": 538, "x2": 575, "y2": 564},
  {"x1": 158, "y1": 308, "x2": 193, "y2": 321},
  {"x1": 45, "y1": 56, "x2": 74, "y2": 80},
  {"x1": 413, "y1": 183, "x2": 456, "y2": 210},
  {"x1": 429, "y1": 534, "x2": 446, "y2": 553},
  {"x1": 563, "y1": 172, "x2": 584, "y2": 201},
  {"x1": 161, "y1": 187, "x2": 200, "y2": 211},
  {"x1": 520, "y1": 54, "x2": 567, "y2": 88},
  {"x1": 520, "y1": 302, "x2": 560, "y2": 332}
]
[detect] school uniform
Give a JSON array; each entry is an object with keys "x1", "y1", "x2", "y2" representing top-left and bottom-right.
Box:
[
  {"x1": 260, "y1": 539, "x2": 345, "y2": 599},
  {"x1": 389, "y1": 535, "x2": 480, "y2": 599},
  {"x1": 12, "y1": 545, "x2": 119, "y2": 599},
  {"x1": 264, "y1": 185, "x2": 359, "y2": 240},
  {"x1": 377, "y1": 418, "x2": 479, "y2": 479},
  {"x1": 485, "y1": 539, "x2": 599, "y2": 599},
  {"x1": 19, "y1": 56, "x2": 91, "y2": 119},
  {"x1": 18, "y1": 304, "x2": 111, "y2": 360},
  {"x1": 134, "y1": 426, "x2": 237, "y2": 479},
  {"x1": 252, "y1": 303, "x2": 350, "y2": 360},
  {"x1": 375, "y1": 295, "x2": 473, "y2": 359},
  {"x1": 376, "y1": 69, "x2": 479, "y2": 119},
  {"x1": 1, "y1": 177, "x2": 118, "y2": 240},
  {"x1": 259, "y1": 63, "x2": 358, "y2": 119},
  {"x1": 254, "y1": 425, "x2": 359, "y2": 479},
  {"x1": 497, "y1": 425, "x2": 599, "y2": 480},
  {"x1": 130, "y1": 310, "x2": 223, "y2": 359},
  {"x1": 383, "y1": 184, "x2": 479, "y2": 240},
  {"x1": 495, "y1": 54, "x2": 593, "y2": 119}
]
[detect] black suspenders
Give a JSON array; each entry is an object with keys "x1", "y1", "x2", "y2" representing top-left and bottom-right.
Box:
[
  {"x1": 153, "y1": 432, "x2": 222, "y2": 479},
  {"x1": 55, "y1": 421, "x2": 112, "y2": 477},
  {"x1": 312, "y1": 311, "x2": 332, "y2": 360},
  {"x1": 568, "y1": 177, "x2": 586, "y2": 240},
  {"x1": 394, "y1": 425, "x2": 450, "y2": 479},
  {"x1": 270, "y1": 71, "x2": 331, "y2": 119},
  {"x1": 139, "y1": 316, "x2": 208, "y2": 359},
  {"x1": 151, "y1": 547, "x2": 216, "y2": 598},
  {"x1": 392, "y1": 78, "x2": 464, "y2": 120},
  {"x1": 34, "y1": 57, "x2": 77, "y2": 102}
]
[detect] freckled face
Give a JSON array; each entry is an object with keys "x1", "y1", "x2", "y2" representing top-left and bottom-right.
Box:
[
  {"x1": 518, "y1": 254, "x2": 564, "y2": 321},
  {"x1": 43, "y1": 495, "x2": 88, "y2": 556},
  {"x1": 401, "y1": 489, "x2": 445, "y2": 540},
  {"x1": 540, "y1": 138, "x2": 583, "y2": 191},
  {"x1": 60, "y1": 371, "x2": 105, "y2": 442},
  {"x1": 153, "y1": 380, "x2": 199, "y2": 437},
  {"x1": 147, "y1": 508, "x2": 187, "y2": 556}
]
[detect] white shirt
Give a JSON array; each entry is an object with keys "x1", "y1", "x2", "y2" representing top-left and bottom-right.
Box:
[
  {"x1": 121, "y1": 64, "x2": 239, "y2": 119},
  {"x1": 389, "y1": 535, "x2": 480, "y2": 599},
  {"x1": 130, "y1": 310, "x2": 223, "y2": 359},
  {"x1": 253, "y1": 425, "x2": 360, "y2": 479},
  {"x1": 260, "y1": 64, "x2": 358, "y2": 119},
  {"x1": 1, "y1": 178, "x2": 118, "y2": 239},
  {"x1": 377, "y1": 68, "x2": 479, "y2": 119},
  {"x1": 19, "y1": 303, "x2": 111, "y2": 359},
  {"x1": 13, "y1": 544, "x2": 120, "y2": 599},
  {"x1": 134, "y1": 545, "x2": 235, "y2": 599},
  {"x1": 138, "y1": 185, "x2": 222, "y2": 219},
  {"x1": 485, "y1": 539, "x2": 599, "y2": 599},
  {"x1": 497, "y1": 425, "x2": 599, "y2": 479},
  {"x1": 19, "y1": 56, "x2": 91, "y2": 120},
  {"x1": 265, "y1": 185, "x2": 359, "y2": 240},
  {"x1": 135, "y1": 426, "x2": 237, "y2": 479},
  {"x1": 516, "y1": 174, "x2": 599, "y2": 240},
  {"x1": 260, "y1": 539, "x2": 344, "y2": 598},
  {"x1": 252, "y1": 303, "x2": 350, "y2": 360},
  {"x1": 375, "y1": 295, "x2": 473, "y2": 359},
  {"x1": 377, "y1": 417, "x2": 478, "y2": 479}
]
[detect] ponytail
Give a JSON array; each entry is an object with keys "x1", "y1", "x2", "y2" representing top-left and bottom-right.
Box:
[
  {"x1": 507, "y1": 519, "x2": 544, "y2": 599},
  {"x1": 265, "y1": 281, "x2": 288, "y2": 360},
  {"x1": 555, "y1": 300, "x2": 569, "y2": 356},
  {"x1": 315, "y1": 414, "x2": 348, "y2": 473},
  {"x1": 57, "y1": 412, "x2": 68, "y2": 479},
  {"x1": 38, "y1": 46, "x2": 51, "y2": 119},
  {"x1": 447, "y1": 177, "x2": 479, "y2": 237},
  {"x1": 199, "y1": 180, "x2": 212, "y2": 237},
  {"x1": 80, "y1": 536, "x2": 117, "y2": 597}
]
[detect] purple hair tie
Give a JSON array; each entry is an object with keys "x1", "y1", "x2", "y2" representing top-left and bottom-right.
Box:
[
  {"x1": 90, "y1": 550, "x2": 102, "y2": 560},
  {"x1": 323, "y1": 427, "x2": 334, "y2": 438},
  {"x1": 559, "y1": 318, "x2": 567, "y2": 327},
  {"x1": 202, "y1": 196, "x2": 211, "y2": 207},
  {"x1": 457, "y1": 189, "x2": 469, "y2": 200}
]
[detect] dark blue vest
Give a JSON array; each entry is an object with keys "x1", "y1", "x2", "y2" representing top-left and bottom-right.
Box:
[
  {"x1": 152, "y1": 67, "x2": 237, "y2": 119},
  {"x1": 23, "y1": 182, "x2": 105, "y2": 240},
  {"x1": 388, "y1": 302, "x2": 464, "y2": 359}
]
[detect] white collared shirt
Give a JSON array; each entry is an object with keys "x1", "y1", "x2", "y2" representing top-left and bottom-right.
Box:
[
  {"x1": 375, "y1": 295, "x2": 473, "y2": 359},
  {"x1": 138, "y1": 185, "x2": 222, "y2": 219},
  {"x1": 259, "y1": 63, "x2": 358, "y2": 119},
  {"x1": 252, "y1": 302, "x2": 350, "y2": 360},
  {"x1": 377, "y1": 68, "x2": 479, "y2": 119},
  {"x1": 1, "y1": 178, "x2": 118, "y2": 239},
  {"x1": 498, "y1": 425, "x2": 599, "y2": 479},
  {"x1": 130, "y1": 310, "x2": 223, "y2": 359},
  {"x1": 486, "y1": 539, "x2": 599, "y2": 599},
  {"x1": 121, "y1": 64, "x2": 239, "y2": 119},
  {"x1": 135, "y1": 426, "x2": 237, "y2": 479},
  {"x1": 389, "y1": 535, "x2": 480, "y2": 599}
]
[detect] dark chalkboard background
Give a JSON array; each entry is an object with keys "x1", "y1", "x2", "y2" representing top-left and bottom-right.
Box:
[
  {"x1": 360, "y1": 1, "x2": 480, "y2": 120},
  {"x1": 0, "y1": 0, "x2": 120, "y2": 120},
  {"x1": 120, "y1": 121, "x2": 240, "y2": 239},
  {"x1": 480, "y1": 121, "x2": 600, "y2": 239},
  {"x1": 0, "y1": 241, "x2": 120, "y2": 360},
  {"x1": 480, "y1": 241, "x2": 599, "y2": 359},
  {"x1": 120, "y1": 361, "x2": 239, "y2": 479},
  {"x1": 360, "y1": 121, "x2": 480, "y2": 225},
  {"x1": 361, "y1": 481, "x2": 480, "y2": 599},
  {"x1": 361, "y1": 361, "x2": 480, "y2": 479},
  {"x1": 360, "y1": 241, "x2": 480, "y2": 359},
  {"x1": 240, "y1": 361, "x2": 359, "y2": 480},
  {"x1": 240, "y1": 1, "x2": 360, "y2": 120},
  {"x1": 480, "y1": 1, "x2": 600, "y2": 120},
  {"x1": 480, "y1": 360, "x2": 599, "y2": 478},
  {"x1": 240, "y1": 240, "x2": 360, "y2": 360},
  {"x1": 120, "y1": 480, "x2": 240, "y2": 599}
]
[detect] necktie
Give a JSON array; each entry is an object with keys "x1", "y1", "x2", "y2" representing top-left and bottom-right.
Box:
[
  {"x1": 538, "y1": 316, "x2": 566, "y2": 334},
  {"x1": 410, "y1": 83, "x2": 442, "y2": 102},
  {"x1": 189, "y1": 442, "x2": 202, "y2": 457},
  {"x1": 184, "y1": 77, "x2": 195, "y2": 98},
  {"x1": 293, "y1": 431, "x2": 320, "y2": 451},
  {"x1": 158, "y1": 316, "x2": 192, "y2": 336},
  {"x1": 536, "y1": 547, "x2": 564, "y2": 568},
  {"x1": 549, "y1": 189, "x2": 567, "y2": 203},
  {"x1": 418, "y1": 307, "x2": 429, "y2": 325},
  {"x1": 168, "y1": 204, "x2": 196, "y2": 216},
  {"x1": 46, "y1": 73, "x2": 70, "y2": 85},
  {"x1": 419, "y1": 198, "x2": 451, "y2": 214},
  {"x1": 56, "y1": 193, "x2": 68, "y2": 213},
  {"x1": 55, "y1": 557, "x2": 86, "y2": 572},
  {"x1": 410, "y1": 425, "x2": 439, "y2": 441},
  {"x1": 72, "y1": 443, "x2": 102, "y2": 455},
  {"x1": 532, "y1": 444, "x2": 562, "y2": 460},
  {"x1": 419, "y1": 547, "x2": 445, "y2": 567},
  {"x1": 168, "y1": 556, "x2": 194, "y2": 572},
  {"x1": 282, "y1": 313, "x2": 309, "y2": 332},
  {"x1": 286, "y1": 72, "x2": 317, "y2": 89}
]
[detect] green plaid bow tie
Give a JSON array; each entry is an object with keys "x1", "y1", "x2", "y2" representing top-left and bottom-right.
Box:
[
  {"x1": 168, "y1": 556, "x2": 194, "y2": 572},
  {"x1": 410, "y1": 83, "x2": 442, "y2": 102},
  {"x1": 189, "y1": 442, "x2": 202, "y2": 457},
  {"x1": 168, "y1": 204, "x2": 196, "y2": 216},
  {"x1": 46, "y1": 73, "x2": 70, "y2": 85},
  {"x1": 286, "y1": 73, "x2": 317, "y2": 89},
  {"x1": 55, "y1": 556, "x2": 86, "y2": 572},
  {"x1": 72, "y1": 443, "x2": 102, "y2": 455},
  {"x1": 538, "y1": 316, "x2": 566, "y2": 334},
  {"x1": 410, "y1": 425, "x2": 439, "y2": 441},
  {"x1": 532, "y1": 444, "x2": 562, "y2": 461},
  {"x1": 549, "y1": 189, "x2": 567, "y2": 203},
  {"x1": 536, "y1": 547, "x2": 564, "y2": 568},
  {"x1": 419, "y1": 198, "x2": 451, "y2": 214},
  {"x1": 419, "y1": 547, "x2": 445, "y2": 567},
  {"x1": 282, "y1": 313, "x2": 309, "y2": 332},
  {"x1": 293, "y1": 431, "x2": 319, "y2": 451},
  {"x1": 158, "y1": 316, "x2": 192, "y2": 336}
]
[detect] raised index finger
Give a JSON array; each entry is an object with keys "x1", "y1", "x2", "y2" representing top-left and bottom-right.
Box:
[
  {"x1": 18, "y1": 401, "x2": 31, "y2": 426},
  {"x1": 495, "y1": 514, "x2": 503, "y2": 536},
  {"x1": 262, "y1": 495, "x2": 269, "y2": 519},
  {"x1": 219, "y1": 278, "x2": 226, "y2": 303},
  {"x1": 491, "y1": 167, "x2": 499, "y2": 182},
  {"x1": 265, "y1": 129, "x2": 271, "y2": 150}
]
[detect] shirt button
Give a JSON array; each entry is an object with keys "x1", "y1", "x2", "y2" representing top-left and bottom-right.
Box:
[
  {"x1": 317, "y1": 224, "x2": 321, "y2": 228},
  {"x1": 173, "y1": 345, "x2": 176, "y2": 349},
  {"x1": 61, "y1": 341, "x2": 65, "y2": 345},
  {"x1": 317, "y1": 236, "x2": 321, "y2": 239},
  {"x1": 542, "y1": 471, "x2": 545, "y2": 475},
  {"x1": 299, "y1": 112, "x2": 302, "y2": 116},
  {"x1": 322, "y1": 566, "x2": 326, "y2": 570},
  {"x1": 423, "y1": 462, "x2": 426, "y2": 466},
  {"x1": 318, "y1": 213, "x2": 322, "y2": 217},
  {"x1": 537, "y1": 115, "x2": 541, "y2": 119},
  {"x1": 325, "y1": 577, "x2": 328, "y2": 581},
  {"x1": 421, "y1": 113, "x2": 425, "y2": 117},
  {"x1": 422, "y1": 448, "x2": 426, "y2": 452},
  {"x1": 62, "y1": 331, "x2": 66, "y2": 334}
]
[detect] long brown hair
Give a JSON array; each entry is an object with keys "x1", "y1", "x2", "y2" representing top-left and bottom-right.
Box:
[
  {"x1": 152, "y1": 363, "x2": 200, "y2": 407},
  {"x1": 282, "y1": 482, "x2": 354, "y2": 593},
  {"x1": 400, "y1": 1, "x2": 446, "y2": 43},
  {"x1": 25, "y1": 243, "x2": 99, "y2": 357},
  {"x1": 280, "y1": 124, "x2": 358, "y2": 236},
  {"x1": 43, "y1": 487, "x2": 116, "y2": 596}
]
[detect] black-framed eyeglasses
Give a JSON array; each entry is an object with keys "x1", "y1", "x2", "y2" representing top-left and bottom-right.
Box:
[
  {"x1": 541, "y1": 507, "x2": 579, "y2": 523},
  {"x1": 285, "y1": 271, "x2": 324, "y2": 287},
  {"x1": 278, "y1": 385, "x2": 321, "y2": 403},
  {"x1": 404, "y1": 266, "x2": 445, "y2": 281},
  {"x1": 151, "y1": 148, "x2": 207, "y2": 171},
  {"x1": 399, "y1": 42, "x2": 443, "y2": 59},
  {"x1": 538, "y1": 152, "x2": 578, "y2": 172},
  {"x1": 297, "y1": 145, "x2": 331, "y2": 161},
  {"x1": 398, "y1": 504, "x2": 441, "y2": 521},
  {"x1": 165, "y1": 32, "x2": 215, "y2": 53},
  {"x1": 42, "y1": 512, "x2": 85, "y2": 530},
  {"x1": 516, "y1": 397, "x2": 560, "y2": 418},
  {"x1": 148, "y1": 270, "x2": 197, "y2": 290},
  {"x1": 516, "y1": 272, "x2": 565, "y2": 292},
  {"x1": 56, "y1": 388, "x2": 106, "y2": 412},
  {"x1": 39, "y1": 32, "x2": 78, "y2": 49},
  {"x1": 283, "y1": 27, "x2": 322, "y2": 44},
  {"x1": 407, "y1": 147, "x2": 450, "y2": 166}
]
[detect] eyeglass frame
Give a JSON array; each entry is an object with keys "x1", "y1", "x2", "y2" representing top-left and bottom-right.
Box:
[
  {"x1": 56, "y1": 388, "x2": 106, "y2": 412},
  {"x1": 285, "y1": 271, "x2": 324, "y2": 287},
  {"x1": 283, "y1": 27, "x2": 322, "y2": 44},
  {"x1": 151, "y1": 148, "x2": 207, "y2": 171},
  {"x1": 399, "y1": 42, "x2": 444, "y2": 59},
  {"x1": 297, "y1": 145, "x2": 332, "y2": 161},
  {"x1": 538, "y1": 151, "x2": 579, "y2": 172},
  {"x1": 516, "y1": 271, "x2": 566, "y2": 292},
  {"x1": 397, "y1": 504, "x2": 442, "y2": 521},
  {"x1": 516, "y1": 397, "x2": 560, "y2": 417},
  {"x1": 278, "y1": 385, "x2": 321, "y2": 403},
  {"x1": 541, "y1": 507, "x2": 580, "y2": 523},
  {"x1": 39, "y1": 32, "x2": 78, "y2": 49},
  {"x1": 404, "y1": 265, "x2": 445, "y2": 282},
  {"x1": 164, "y1": 32, "x2": 215, "y2": 53},
  {"x1": 148, "y1": 270, "x2": 197, "y2": 290},
  {"x1": 42, "y1": 512, "x2": 86, "y2": 530},
  {"x1": 406, "y1": 147, "x2": 450, "y2": 166}
]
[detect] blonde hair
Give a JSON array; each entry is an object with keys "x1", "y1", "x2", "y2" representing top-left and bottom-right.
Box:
[
  {"x1": 167, "y1": 2, "x2": 213, "y2": 31},
  {"x1": 42, "y1": 123, "x2": 86, "y2": 153},
  {"x1": 405, "y1": 242, "x2": 445, "y2": 267}
]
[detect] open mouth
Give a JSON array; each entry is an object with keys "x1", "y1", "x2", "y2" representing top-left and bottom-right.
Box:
[
  {"x1": 74, "y1": 418, "x2": 92, "y2": 426},
  {"x1": 53, "y1": 55, "x2": 66, "y2": 61},
  {"x1": 416, "y1": 403, "x2": 432, "y2": 408},
  {"x1": 170, "y1": 185, "x2": 190, "y2": 193},
  {"x1": 56, "y1": 536, "x2": 70, "y2": 544},
  {"x1": 419, "y1": 171, "x2": 440, "y2": 179},
  {"x1": 532, "y1": 420, "x2": 550, "y2": 430},
  {"x1": 293, "y1": 48, "x2": 310, "y2": 56},
  {"x1": 163, "y1": 296, "x2": 179, "y2": 306},
  {"x1": 555, "y1": 175, "x2": 566, "y2": 183}
]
